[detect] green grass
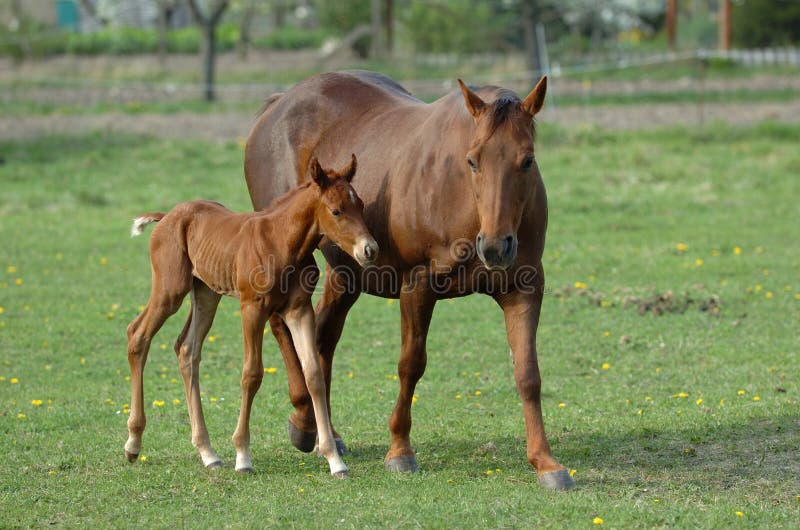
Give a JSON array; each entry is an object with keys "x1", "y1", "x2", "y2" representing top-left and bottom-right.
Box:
[{"x1": 0, "y1": 123, "x2": 798, "y2": 527}]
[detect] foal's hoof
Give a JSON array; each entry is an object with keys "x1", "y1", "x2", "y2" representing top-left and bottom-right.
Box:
[
  {"x1": 124, "y1": 450, "x2": 139, "y2": 463},
  {"x1": 205, "y1": 460, "x2": 223, "y2": 470},
  {"x1": 537, "y1": 469, "x2": 576, "y2": 491},
  {"x1": 235, "y1": 467, "x2": 253, "y2": 474},
  {"x1": 332, "y1": 470, "x2": 349, "y2": 479},
  {"x1": 287, "y1": 420, "x2": 317, "y2": 453},
  {"x1": 385, "y1": 455, "x2": 418, "y2": 473}
]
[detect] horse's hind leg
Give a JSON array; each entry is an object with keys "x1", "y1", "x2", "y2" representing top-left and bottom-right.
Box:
[
  {"x1": 174, "y1": 278, "x2": 222, "y2": 468},
  {"x1": 279, "y1": 265, "x2": 359, "y2": 455},
  {"x1": 124, "y1": 264, "x2": 191, "y2": 462}
]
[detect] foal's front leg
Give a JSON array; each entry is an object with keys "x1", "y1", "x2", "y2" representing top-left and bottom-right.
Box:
[
  {"x1": 231, "y1": 300, "x2": 268, "y2": 472},
  {"x1": 282, "y1": 303, "x2": 348, "y2": 478}
]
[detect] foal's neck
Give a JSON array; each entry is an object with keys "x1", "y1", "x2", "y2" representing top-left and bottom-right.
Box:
[{"x1": 257, "y1": 184, "x2": 321, "y2": 263}]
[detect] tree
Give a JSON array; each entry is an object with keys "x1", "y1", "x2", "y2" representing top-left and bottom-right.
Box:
[{"x1": 186, "y1": 0, "x2": 230, "y2": 102}]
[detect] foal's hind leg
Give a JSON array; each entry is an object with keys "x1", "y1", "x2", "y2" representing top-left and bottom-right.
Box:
[
  {"x1": 124, "y1": 267, "x2": 191, "y2": 462},
  {"x1": 174, "y1": 278, "x2": 222, "y2": 468}
]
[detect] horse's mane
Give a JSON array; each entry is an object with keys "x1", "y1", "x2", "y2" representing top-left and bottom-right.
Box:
[{"x1": 485, "y1": 89, "x2": 536, "y2": 140}]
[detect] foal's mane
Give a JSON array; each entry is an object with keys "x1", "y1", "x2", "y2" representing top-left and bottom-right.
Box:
[{"x1": 259, "y1": 182, "x2": 315, "y2": 213}]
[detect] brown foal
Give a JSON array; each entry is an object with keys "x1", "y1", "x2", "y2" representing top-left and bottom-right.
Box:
[{"x1": 123, "y1": 155, "x2": 378, "y2": 477}]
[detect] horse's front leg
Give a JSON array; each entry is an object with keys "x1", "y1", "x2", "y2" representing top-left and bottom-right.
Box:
[
  {"x1": 495, "y1": 281, "x2": 575, "y2": 490},
  {"x1": 231, "y1": 300, "x2": 268, "y2": 472},
  {"x1": 385, "y1": 281, "x2": 436, "y2": 472},
  {"x1": 282, "y1": 302, "x2": 348, "y2": 477}
]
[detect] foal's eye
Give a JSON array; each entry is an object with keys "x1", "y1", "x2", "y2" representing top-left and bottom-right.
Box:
[
  {"x1": 331, "y1": 209, "x2": 342, "y2": 217},
  {"x1": 521, "y1": 155, "x2": 534, "y2": 171},
  {"x1": 467, "y1": 156, "x2": 478, "y2": 172}
]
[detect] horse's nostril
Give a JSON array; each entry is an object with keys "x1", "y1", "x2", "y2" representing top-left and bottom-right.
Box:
[{"x1": 365, "y1": 245, "x2": 374, "y2": 259}]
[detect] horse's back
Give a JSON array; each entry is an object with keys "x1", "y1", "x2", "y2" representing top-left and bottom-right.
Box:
[{"x1": 245, "y1": 71, "x2": 422, "y2": 210}]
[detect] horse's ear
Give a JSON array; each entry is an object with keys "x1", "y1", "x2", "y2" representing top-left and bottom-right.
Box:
[
  {"x1": 341, "y1": 153, "x2": 358, "y2": 183},
  {"x1": 458, "y1": 79, "x2": 486, "y2": 118},
  {"x1": 521, "y1": 76, "x2": 547, "y2": 117},
  {"x1": 308, "y1": 156, "x2": 329, "y2": 188}
]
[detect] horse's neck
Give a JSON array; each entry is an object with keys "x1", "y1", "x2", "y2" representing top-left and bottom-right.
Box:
[{"x1": 256, "y1": 186, "x2": 321, "y2": 263}]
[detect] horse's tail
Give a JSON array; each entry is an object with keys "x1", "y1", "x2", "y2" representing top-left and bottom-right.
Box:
[
  {"x1": 255, "y1": 92, "x2": 284, "y2": 118},
  {"x1": 130, "y1": 213, "x2": 165, "y2": 237}
]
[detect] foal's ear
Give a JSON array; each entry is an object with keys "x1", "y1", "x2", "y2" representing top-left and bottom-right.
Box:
[
  {"x1": 308, "y1": 156, "x2": 330, "y2": 188},
  {"x1": 458, "y1": 79, "x2": 486, "y2": 118},
  {"x1": 340, "y1": 153, "x2": 358, "y2": 183},
  {"x1": 521, "y1": 76, "x2": 547, "y2": 117}
]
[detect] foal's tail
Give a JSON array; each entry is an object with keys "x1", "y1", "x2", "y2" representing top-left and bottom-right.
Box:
[{"x1": 130, "y1": 213, "x2": 166, "y2": 237}]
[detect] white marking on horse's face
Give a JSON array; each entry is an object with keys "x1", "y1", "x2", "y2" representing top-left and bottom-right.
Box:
[{"x1": 349, "y1": 189, "x2": 356, "y2": 204}]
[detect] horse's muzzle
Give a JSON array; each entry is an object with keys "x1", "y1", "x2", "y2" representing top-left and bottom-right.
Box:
[
  {"x1": 476, "y1": 232, "x2": 517, "y2": 270},
  {"x1": 354, "y1": 238, "x2": 380, "y2": 267}
]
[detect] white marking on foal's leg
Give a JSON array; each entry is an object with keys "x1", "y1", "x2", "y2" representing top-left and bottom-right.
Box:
[
  {"x1": 235, "y1": 449, "x2": 253, "y2": 472},
  {"x1": 283, "y1": 307, "x2": 348, "y2": 477},
  {"x1": 124, "y1": 436, "x2": 141, "y2": 456}
]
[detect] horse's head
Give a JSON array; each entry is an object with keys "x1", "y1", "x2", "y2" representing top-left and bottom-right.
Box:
[
  {"x1": 309, "y1": 154, "x2": 379, "y2": 267},
  {"x1": 458, "y1": 77, "x2": 547, "y2": 270}
]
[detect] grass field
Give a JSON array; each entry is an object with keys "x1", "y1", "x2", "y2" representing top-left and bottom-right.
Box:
[{"x1": 0, "y1": 123, "x2": 798, "y2": 528}]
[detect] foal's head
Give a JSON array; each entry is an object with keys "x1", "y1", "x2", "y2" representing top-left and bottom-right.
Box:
[
  {"x1": 309, "y1": 154, "x2": 379, "y2": 267},
  {"x1": 458, "y1": 77, "x2": 547, "y2": 270}
]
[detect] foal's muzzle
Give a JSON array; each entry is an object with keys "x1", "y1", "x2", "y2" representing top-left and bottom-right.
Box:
[
  {"x1": 476, "y1": 232, "x2": 517, "y2": 270},
  {"x1": 354, "y1": 238, "x2": 380, "y2": 267}
]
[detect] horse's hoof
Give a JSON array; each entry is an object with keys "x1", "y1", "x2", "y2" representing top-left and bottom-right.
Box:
[
  {"x1": 385, "y1": 455, "x2": 418, "y2": 473},
  {"x1": 205, "y1": 460, "x2": 222, "y2": 470},
  {"x1": 335, "y1": 438, "x2": 348, "y2": 456},
  {"x1": 287, "y1": 419, "x2": 317, "y2": 453},
  {"x1": 332, "y1": 470, "x2": 349, "y2": 479},
  {"x1": 235, "y1": 467, "x2": 253, "y2": 474},
  {"x1": 124, "y1": 450, "x2": 138, "y2": 463},
  {"x1": 537, "y1": 469, "x2": 576, "y2": 491}
]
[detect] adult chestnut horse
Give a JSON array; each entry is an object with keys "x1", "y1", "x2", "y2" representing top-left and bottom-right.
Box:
[{"x1": 244, "y1": 71, "x2": 574, "y2": 490}]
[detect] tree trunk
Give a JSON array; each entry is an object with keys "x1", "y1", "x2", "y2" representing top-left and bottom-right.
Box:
[
  {"x1": 238, "y1": 0, "x2": 256, "y2": 60},
  {"x1": 203, "y1": 24, "x2": 216, "y2": 101},
  {"x1": 157, "y1": 1, "x2": 169, "y2": 66},
  {"x1": 521, "y1": 0, "x2": 541, "y2": 79},
  {"x1": 384, "y1": 0, "x2": 393, "y2": 57},
  {"x1": 718, "y1": 0, "x2": 731, "y2": 51},
  {"x1": 666, "y1": 0, "x2": 677, "y2": 50},
  {"x1": 370, "y1": 0, "x2": 382, "y2": 59}
]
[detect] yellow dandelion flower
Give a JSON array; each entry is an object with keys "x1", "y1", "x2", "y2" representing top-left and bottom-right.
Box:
[
  {"x1": 17, "y1": 413, "x2": 26, "y2": 419},
  {"x1": 765, "y1": 292, "x2": 773, "y2": 299},
  {"x1": 139, "y1": 455, "x2": 147, "y2": 462},
  {"x1": 298, "y1": 488, "x2": 304, "y2": 493},
  {"x1": 10, "y1": 377, "x2": 19, "y2": 384},
  {"x1": 264, "y1": 367, "x2": 277, "y2": 374},
  {"x1": 645, "y1": 396, "x2": 652, "y2": 401},
  {"x1": 795, "y1": 293, "x2": 800, "y2": 300},
  {"x1": 593, "y1": 517, "x2": 604, "y2": 525},
  {"x1": 474, "y1": 390, "x2": 482, "y2": 396},
  {"x1": 676, "y1": 243, "x2": 688, "y2": 252},
  {"x1": 48, "y1": 470, "x2": 56, "y2": 476},
  {"x1": 637, "y1": 409, "x2": 644, "y2": 415},
  {"x1": 485, "y1": 469, "x2": 494, "y2": 475},
  {"x1": 603, "y1": 331, "x2": 610, "y2": 337},
  {"x1": 0, "y1": 376, "x2": 4, "y2": 381},
  {"x1": 696, "y1": 398, "x2": 703, "y2": 405},
  {"x1": 152, "y1": 400, "x2": 165, "y2": 407},
  {"x1": 495, "y1": 468, "x2": 502, "y2": 473},
  {"x1": 15, "y1": 278, "x2": 23, "y2": 286},
  {"x1": 574, "y1": 281, "x2": 587, "y2": 289},
  {"x1": 173, "y1": 399, "x2": 181, "y2": 405},
  {"x1": 209, "y1": 397, "x2": 218, "y2": 403},
  {"x1": 170, "y1": 378, "x2": 178, "y2": 383},
  {"x1": 558, "y1": 402, "x2": 566, "y2": 408},
  {"x1": 207, "y1": 335, "x2": 216, "y2": 343},
  {"x1": 755, "y1": 246, "x2": 764, "y2": 254},
  {"x1": 601, "y1": 363, "x2": 610, "y2": 370},
  {"x1": 569, "y1": 469, "x2": 577, "y2": 477},
  {"x1": 31, "y1": 399, "x2": 43, "y2": 406},
  {"x1": 762, "y1": 269, "x2": 769, "y2": 275},
  {"x1": 735, "y1": 511, "x2": 744, "y2": 517},
  {"x1": 100, "y1": 257, "x2": 108, "y2": 265},
  {"x1": 455, "y1": 394, "x2": 462, "y2": 399},
  {"x1": 737, "y1": 390, "x2": 746, "y2": 395},
  {"x1": 754, "y1": 285, "x2": 763, "y2": 292},
  {"x1": 7, "y1": 266, "x2": 17, "y2": 273},
  {"x1": 673, "y1": 391, "x2": 689, "y2": 398},
  {"x1": 753, "y1": 396, "x2": 760, "y2": 402},
  {"x1": 733, "y1": 247, "x2": 741, "y2": 255},
  {"x1": 347, "y1": 371, "x2": 354, "y2": 379},
  {"x1": 720, "y1": 399, "x2": 726, "y2": 406},
  {"x1": 106, "y1": 312, "x2": 115, "y2": 319},
  {"x1": 411, "y1": 394, "x2": 418, "y2": 404},
  {"x1": 80, "y1": 358, "x2": 86, "y2": 365},
  {"x1": 0, "y1": 307, "x2": 4, "y2": 314}
]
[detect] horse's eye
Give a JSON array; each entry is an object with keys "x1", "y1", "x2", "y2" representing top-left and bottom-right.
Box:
[
  {"x1": 521, "y1": 155, "x2": 534, "y2": 171},
  {"x1": 331, "y1": 209, "x2": 341, "y2": 217},
  {"x1": 467, "y1": 155, "x2": 478, "y2": 172}
]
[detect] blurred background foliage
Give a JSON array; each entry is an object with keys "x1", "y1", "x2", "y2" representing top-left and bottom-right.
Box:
[{"x1": 1, "y1": 0, "x2": 799, "y2": 60}]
